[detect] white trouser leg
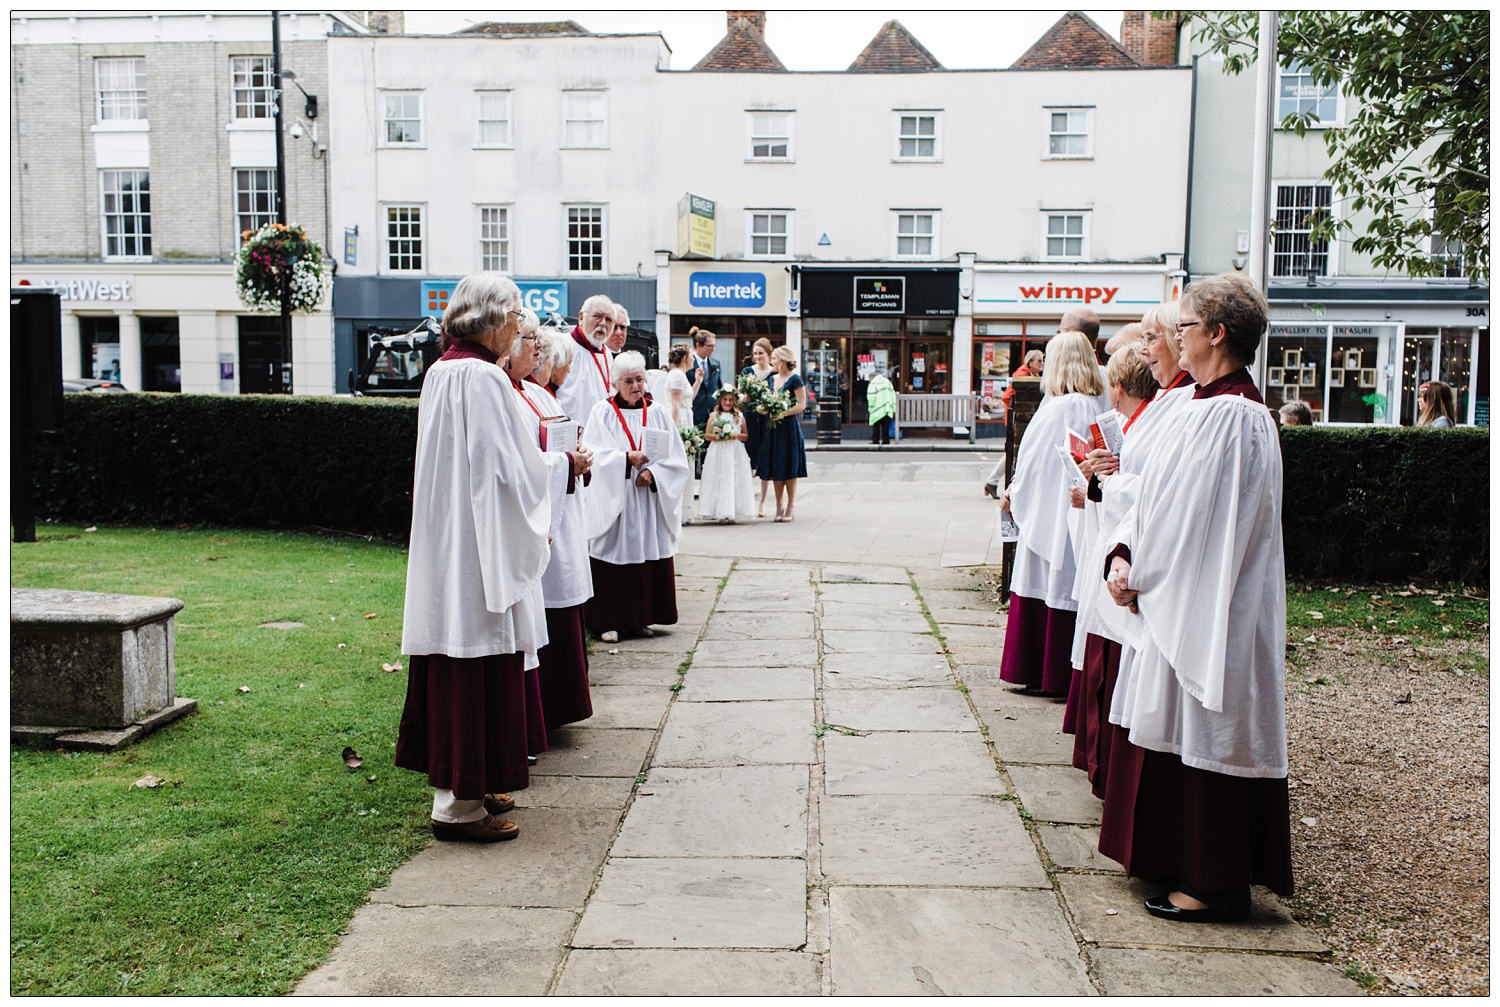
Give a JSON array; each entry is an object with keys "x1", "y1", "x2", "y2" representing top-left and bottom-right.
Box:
[{"x1": 431, "y1": 788, "x2": 486, "y2": 824}]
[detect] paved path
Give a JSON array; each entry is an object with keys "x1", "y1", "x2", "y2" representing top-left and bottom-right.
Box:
[{"x1": 296, "y1": 549, "x2": 1361, "y2": 996}]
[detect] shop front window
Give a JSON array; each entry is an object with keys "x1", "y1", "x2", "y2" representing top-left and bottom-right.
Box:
[
  {"x1": 671, "y1": 315, "x2": 786, "y2": 380},
  {"x1": 1438, "y1": 328, "x2": 1476, "y2": 422},
  {"x1": 1264, "y1": 325, "x2": 1330, "y2": 421},
  {"x1": 1327, "y1": 328, "x2": 1385, "y2": 423}
]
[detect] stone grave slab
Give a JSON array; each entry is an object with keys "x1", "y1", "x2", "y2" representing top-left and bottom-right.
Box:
[
  {"x1": 820, "y1": 794, "x2": 1047, "y2": 888},
  {"x1": 534, "y1": 727, "x2": 654, "y2": 778},
  {"x1": 822, "y1": 652, "x2": 951, "y2": 690},
  {"x1": 293, "y1": 904, "x2": 576, "y2": 996},
  {"x1": 693, "y1": 638, "x2": 818, "y2": 669},
  {"x1": 815, "y1": 583, "x2": 915, "y2": 606},
  {"x1": 1037, "y1": 825, "x2": 1124, "y2": 872},
  {"x1": 556, "y1": 949, "x2": 820, "y2": 997},
  {"x1": 947, "y1": 644, "x2": 1004, "y2": 668},
  {"x1": 927, "y1": 606, "x2": 1004, "y2": 628},
  {"x1": 920, "y1": 588, "x2": 996, "y2": 611},
  {"x1": 572, "y1": 858, "x2": 806, "y2": 950},
  {"x1": 699, "y1": 611, "x2": 815, "y2": 642},
  {"x1": 372, "y1": 808, "x2": 622, "y2": 909},
  {"x1": 1007, "y1": 765, "x2": 1103, "y2": 824},
  {"x1": 823, "y1": 732, "x2": 1000, "y2": 796},
  {"x1": 653, "y1": 700, "x2": 816, "y2": 767},
  {"x1": 827, "y1": 888, "x2": 1094, "y2": 996},
  {"x1": 1058, "y1": 875, "x2": 1326, "y2": 952},
  {"x1": 821, "y1": 629, "x2": 944, "y2": 656},
  {"x1": 935, "y1": 623, "x2": 1003, "y2": 649},
  {"x1": 614, "y1": 765, "x2": 808, "y2": 858},
  {"x1": 988, "y1": 708, "x2": 1077, "y2": 765},
  {"x1": 1086, "y1": 948, "x2": 1362, "y2": 996},
  {"x1": 818, "y1": 564, "x2": 911, "y2": 584},
  {"x1": 816, "y1": 603, "x2": 930, "y2": 633},
  {"x1": 821, "y1": 687, "x2": 977, "y2": 733},
  {"x1": 678, "y1": 666, "x2": 814, "y2": 702}
]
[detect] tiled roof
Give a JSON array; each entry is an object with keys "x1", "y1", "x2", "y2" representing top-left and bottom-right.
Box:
[
  {"x1": 1011, "y1": 11, "x2": 1139, "y2": 68},
  {"x1": 456, "y1": 21, "x2": 589, "y2": 36},
  {"x1": 692, "y1": 15, "x2": 786, "y2": 71},
  {"x1": 847, "y1": 19, "x2": 944, "y2": 72}
]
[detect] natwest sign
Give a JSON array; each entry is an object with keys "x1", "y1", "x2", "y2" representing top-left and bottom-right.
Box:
[
  {"x1": 13, "y1": 275, "x2": 134, "y2": 303},
  {"x1": 974, "y1": 271, "x2": 1169, "y2": 316}
]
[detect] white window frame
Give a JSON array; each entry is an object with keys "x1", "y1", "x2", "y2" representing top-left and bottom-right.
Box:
[
  {"x1": 1042, "y1": 106, "x2": 1094, "y2": 160},
  {"x1": 233, "y1": 168, "x2": 277, "y2": 237},
  {"x1": 100, "y1": 169, "x2": 152, "y2": 261},
  {"x1": 1041, "y1": 210, "x2": 1090, "y2": 261},
  {"x1": 382, "y1": 203, "x2": 426, "y2": 273},
  {"x1": 564, "y1": 204, "x2": 606, "y2": 274},
  {"x1": 745, "y1": 110, "x2": 794, "y2": 162},
  {"x1": 561, "y1": 91, "x2": 607, "y2": 149},
  {"x1": 1271, "y1": 180, "x2": 1338, "y2": 278},
  {"x1": 477, "y1": 204, "x2": 512, "y2": 273},
  {"x1": 744, "y1": 209, "x2": 793, "y2": 259},
  {"x1": 94, "y1": 57, "x2": 148, "y2": 124},
  {"x1": 230, "y1": 56, "x2": 274, "y2": 122},
  {"x1": 892, "y1": 110, "x2": 942, "y2": 162},
  {"x1": 474, "y1": 90, "x2": 513, "y2": 149},
  {"x1": 891, "y1": 210, "x2": 940, "y2": 260},
  {"x1": 1277, "y1": 62, "x2": 1343, "y2": 127},
  {"x1": 380, "y1": 91, "x2": 424, "y2": 147}
]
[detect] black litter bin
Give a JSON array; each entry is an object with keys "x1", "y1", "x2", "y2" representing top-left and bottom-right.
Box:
[{"x1": 815, "y1": 398, "x2": 842, "y2": 445}]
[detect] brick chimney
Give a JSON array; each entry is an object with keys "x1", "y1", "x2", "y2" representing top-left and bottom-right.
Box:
[
  {"x1": 365, "y1": 10, "x2": 406, "y2": 34},
  {"x1": 1119, "y1": 11, "x2": 1179, "y2": 66},
  {"x1": 727, "y1": 10, "x2": 766, "y2": 34}
]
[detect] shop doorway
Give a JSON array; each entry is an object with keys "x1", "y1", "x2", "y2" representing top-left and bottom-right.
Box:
[
  {"x1": 670, "y1": 315, "x2": 786, "y2": 381},
  {"x1": 140, "y1": 316, "x2": 181, "y2": 392},
  {"x1": 79, "y1": 315, "x2": 121, "y2": 381},
  {"x1": 803, "y1": 317, "x2": 955, "y2": 424},
  {"x1": 1399, "y1": 333, "x2": 1439, "y2": 425},
  {"x1": 238, "y1": 317, "x2": 286, "y2": 394}
]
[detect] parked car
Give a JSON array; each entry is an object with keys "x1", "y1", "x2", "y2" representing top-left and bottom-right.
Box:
[{"x1": 62, "y1": 378, "x2": 127, "y2": 393}]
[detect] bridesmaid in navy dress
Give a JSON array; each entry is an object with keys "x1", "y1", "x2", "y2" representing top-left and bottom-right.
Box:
[
  {"x1": 758, "y1": 345, "x2": 808, "y2": 521},
  {"x1": 740, "y1": 338, "x2": 775, "y2": 518}
]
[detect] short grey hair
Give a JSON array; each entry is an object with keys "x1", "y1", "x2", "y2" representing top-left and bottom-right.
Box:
[
  {"x1": 517, "y1": 306, "x2": 540, "y2": 335},
  {"x1": 612, "y1": 304, "x2": 630, "y2": 325},
  {"x1": 579, "y1": 293, "x2": 614, "y2": 321},
  {"x1": 443, "y1": 273, "x2": 520, "y2": 341},
  {"x1": 609, "y1": 349, "x2": 647, "y2": 384},
  {"x1": 537, "y1": 327, "x2": 571, "y2": 368}
]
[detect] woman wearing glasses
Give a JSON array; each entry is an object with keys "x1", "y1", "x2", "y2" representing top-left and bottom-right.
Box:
[{"x1": 1101, "y1": 273, "x2": 1292, "y2": 922}]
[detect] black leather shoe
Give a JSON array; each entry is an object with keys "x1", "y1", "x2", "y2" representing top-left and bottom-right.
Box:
[
  {"x1": 1144, "y1": 892, "x2": 1251, "y2": 923},
  {"x1": 526, "y1": 755, "x2": 538, "y2": 766}
]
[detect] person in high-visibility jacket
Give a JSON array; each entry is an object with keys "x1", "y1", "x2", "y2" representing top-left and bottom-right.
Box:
[{"x1": 866, "y1": 370, "x2": 897, "y2": 445}]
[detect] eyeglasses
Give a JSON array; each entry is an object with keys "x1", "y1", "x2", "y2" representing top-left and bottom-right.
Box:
[
  {"x1": 518, "y1": 334, "x2": 538, "y2": 343},
  {"x1": 1176, "y1": 320, "x2": 1204, "y2": 334}
]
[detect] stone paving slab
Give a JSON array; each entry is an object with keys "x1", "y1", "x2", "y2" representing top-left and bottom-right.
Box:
[
  {"x1": 816, "y1": 603, "x2": 931, "y2": 633},
  {"x1": 827, "y1": 888, "x2": 1095, "y2": 996},
  {"x1": 678, "y1": 666, "x2": 814, "y2": 702},
  {"x1": 948, "y1": 644, "x2": 1004, "y2": 667},
  {"x1": 821, "y1": 629, "x2": 944, "y2": 656},
  {"x1": 815, "y1": 583, "x2": 916, "y2": 606},
  {"x1": 928, "y1": 606, "x2": 1004, "y2": 628},
  {"x1": 604, "y1": 628, "x2": 698, "y2": 654},
  {"x1": 673, "y1": 555, "x2": 735, "y2": 579},
  {"x1": 699, "y1": 611, "x2": 815, "y2": 642},
  {"x1": 935, "y1": 623, "x2": 1003, "y2": 649},
  {"x1": 1037, "y1": 825, "x2": 1124, "y2": 872},
  {"x1": 730, "y1": 561, "x2": 817, "y2": 573},
  {"x1": 514, "y1": 775, "x2": 634, "y2": 810},
  {"x1": 713, "y1": 585, "x2": 817, "y2": 613},
  {"x1": 912, "y1": 568, "x2": 988, "y2": 591},
  {"x1": 820, "y1": 794, "x2": 1048, "y2": 888},
  {"x1": 533, "y1": 727, "x2": 654, "y2": 778},
  {"x1": 293, "y1": 905, "x2": 576, "y2": 996},
  {"x1": 556, "y1": 950, "x2": 821, "y2": 996},
  {"x1": 586, "y1": 655, "x2": 683, "y2": 687},
  {"x1": 693, "y1": 638, "x2": 819, "y2": 669},
  {"x1": 987, "y1": 707, "x2": 1077, "y2": 765},
  {"x1": 969, "y1": 679, "x2": 1068, "y2": 712},
  {"x1": 823, "y1": 732, "x2": 1002, "y2": 796},
  {"x1": 1008, "y1": 765, "x2": 1104, "y2": 824},
  {"x1": 1086, "y1": 948, "x2": 1362, "y2": 996},
  {"x1": 572, "y1": 857, "x2": 807, "y2": 950},
  {"x1": 822, "y1": 653, "x2": 952, "y2": 690},
  {"x1": 821, "y1": 687, "x2": 978, "y2": 732},
  {"x1": 673, "y1": 576, "x2": 723, "y2": 595},
  {"x1": 653, "y1": 700, "x2": 816, "y2": 767},
  {"x1": 615, "y1": 765, "x2": 808, "y2": 858},
  {"x1": 819, "y1": 564, "x2": 911, "y2": 584},
  {"x1": 371, "y1": 808, "x2": 622, "y2": 909},
  {"x1": 570, "y1": 685, "x2": 672, "y2": 730},
  {"x1": 920, "y1": 587, "x2": 996, "y2": 610},
  {"x1": 1058, "y1": 875, "x2": 1327, "y2": 952}
]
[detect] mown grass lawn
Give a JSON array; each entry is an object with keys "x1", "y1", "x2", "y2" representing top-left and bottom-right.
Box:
[{"x1": 10, "y1": 524, "x2": 431, "y2": 995}]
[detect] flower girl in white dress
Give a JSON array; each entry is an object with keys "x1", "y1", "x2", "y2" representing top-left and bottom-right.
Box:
[{"x1": 696, "y1": 387, "x2": 755, "y2": 523}]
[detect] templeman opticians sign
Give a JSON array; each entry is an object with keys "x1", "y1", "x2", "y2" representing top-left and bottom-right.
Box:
[{"x1": 854, "y1": 276, "x2": 905, "y2": 314}]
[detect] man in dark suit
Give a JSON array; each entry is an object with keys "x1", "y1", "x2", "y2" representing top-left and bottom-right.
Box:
[{"x1": 690, "y1": 328, "x2": 720, "y2": 427}]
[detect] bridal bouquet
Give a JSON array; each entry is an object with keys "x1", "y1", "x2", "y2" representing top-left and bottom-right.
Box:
[
  {"x1": 679, "y1": 424, "x2": 706, "y2": 458},
  {"x1": 710, "y1": 413, "x2": 739, "y2": 440}
]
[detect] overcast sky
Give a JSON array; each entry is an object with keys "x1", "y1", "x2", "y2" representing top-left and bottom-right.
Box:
[{"x1": 402, "y1": 10, "x2": 1127, "y2": 71}]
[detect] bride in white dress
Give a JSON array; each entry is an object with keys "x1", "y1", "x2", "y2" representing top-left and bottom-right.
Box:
[{"x1": 696, "y1": 387, "x2": 755, "y2": 523}]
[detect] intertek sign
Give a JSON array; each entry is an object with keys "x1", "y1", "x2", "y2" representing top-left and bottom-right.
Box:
[{"x1": 688, "y1": 271, "x2": 766, "y2": 309}]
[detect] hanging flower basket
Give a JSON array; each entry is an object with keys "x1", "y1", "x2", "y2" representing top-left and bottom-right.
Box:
[{"x1": 235, "y1": 222, "x2": 331, "y2": 314}]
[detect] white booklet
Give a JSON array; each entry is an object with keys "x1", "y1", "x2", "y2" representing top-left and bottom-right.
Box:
[
  {"x1": 1054, "y1": 444, "x2": 1089, "y2": 489},
  {"x1": 539, "y1": 416, "x2": 578, "y2": 454},
  {"x1": 640, "y1": 426, "x2": 674, "y2": 462},
  {"x1": 1091, "y1": 410, "x2": 1124, "y2": 457},
  {"x1": 996, "y1": 508, "x2": 1020, "y2": 544}
]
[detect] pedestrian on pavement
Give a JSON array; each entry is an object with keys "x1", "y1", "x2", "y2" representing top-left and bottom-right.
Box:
[
  {"x1": 688, "y1": 327, "x2": 722, "y2": 428},
  {"x1": 697, "y1": 387, "x2": 755, "y2": 523},
  {"x1": 582, "y1": 350, "x2": 689, "y2": 643},
  {"x1": 1101, "y1": 273, "x2": 1293, "y2": 922},
  {"x1": 985, "y1": 349, "x2": 1044, "y2": 498},
  {"x1": 741, "y1": 338, "x2": 775, "y2": 517},
  {"x1": 760, "y1": 345, "x2": 809, "y2": 522},
  {"x1": 1417, "y1": 380, "x2": 1456, "y2": 427},
  {"x1": 395, "y1": 272, "x2": 550, "y2": 843},
  {"x1": 866, "y1": 368, "x2": 897, "y2": 445},
  {"x1": 997, "y1": 330, "x2": 1106, "y2": 696},
  {"x1": 511, "y1": 314, "x2": 598, "y2": 740},
  {"x1": 555, "y1": 294, "x2": 615, "y2": 433},
  {"x1": 665, "y1": 345, "x2": 702, "y2": 432}
]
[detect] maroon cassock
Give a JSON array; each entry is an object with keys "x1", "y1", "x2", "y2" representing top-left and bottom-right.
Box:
[
  {"x1": 998, "y1": 594, "x2": 1076, "y2": 695},
  {"x1": 585, "y1": 556, "x2": 678, "y2": 634},
  {"x1": 395, "y1": 652, "x2": 531, "y2": 798},
  {"x1": 537, "y1": 604, "x2": 594, "y2": 730},
  {"x1": 1095, "y1": 367, "x2": 1294, "y2": 896}
]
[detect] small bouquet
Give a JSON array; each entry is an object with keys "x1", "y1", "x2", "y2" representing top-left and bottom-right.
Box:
[
  {"x1": 710, "y1": 413, "x2": 738, "y2": 440},
  {"x1": 679, "y1": 424, "x2": 706, "y2": 458},
  {"x1": 736, "y1": 372, "x2": 772, "y2": 410},
  {"x1": 764, "y1": 389, "x2": 795, "y2": 427}
]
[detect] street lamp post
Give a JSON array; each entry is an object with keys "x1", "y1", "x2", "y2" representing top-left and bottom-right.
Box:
[{"x1": 271, "y1": 10, "x2": 292, "y2": 394}]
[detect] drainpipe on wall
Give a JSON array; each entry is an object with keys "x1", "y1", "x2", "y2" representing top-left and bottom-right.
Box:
[{"x1": 1182, "y1": 54, "x2": 1199, "y2": 283}]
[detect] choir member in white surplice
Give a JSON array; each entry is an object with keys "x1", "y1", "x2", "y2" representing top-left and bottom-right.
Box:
[
  {"x1": 1102, "y1": 273, "x2": 1292, "y2": 923},
  {"x1": 554, "y1": 293, "x2": 616, "y2": 434},
  {"x1": 396, "y1": 273, "x2": 551, "y2": 844},
  {"x1": 582, "y1": 350, "x2": 690, "y2": 643},
  {"x1": 998, "y1": 329, "x2": 1110, "y2": 696}
]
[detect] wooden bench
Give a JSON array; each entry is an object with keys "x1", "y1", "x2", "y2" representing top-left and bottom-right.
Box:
[{"x1": 893, "y1": 393, "x2": 980, "y2": 443}]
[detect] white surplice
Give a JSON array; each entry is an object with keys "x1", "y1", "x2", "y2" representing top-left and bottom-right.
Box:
[
  {"x1": 402, "y1": 357, "x2": 551, "y2": 660},
  {"x1": 1007, "y1": 390, "x2": 1109, "y2": 610},
  {"x1": 1109, "y1": 392, "x2": 1288, "y2": 778},
  {"x1": 519, "y1": 379, "x2": 594, "y2": 609},
  {"x1": 555, "y1": 336, "x2": 613, "y2": 436},
  {"x1": 582, "y1": 395, "x2": 690, "y2": 565}
]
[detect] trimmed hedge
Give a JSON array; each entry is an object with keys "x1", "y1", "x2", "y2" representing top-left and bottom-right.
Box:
[{"x1": 30, "y1": 395, "x2": 1490, "y2": 583}]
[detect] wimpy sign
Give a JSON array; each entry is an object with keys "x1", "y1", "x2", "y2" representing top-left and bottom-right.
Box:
[{"x1": 1018, "y1": 281, "x2": 1118, "y2": 305}]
